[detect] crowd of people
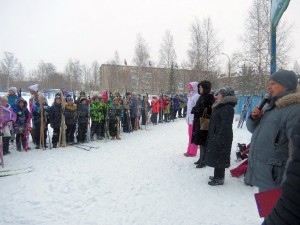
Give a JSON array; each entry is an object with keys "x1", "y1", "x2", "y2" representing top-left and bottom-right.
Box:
[
  {"x1": 184, "y1": 70, "x2": 300, "y2": 224},
  {"x1": 1, "y1": 69, "x2": 300, "y2": 224},
  {"x1": 0, "y1": 84, "x2": 188, "y2": 155}
]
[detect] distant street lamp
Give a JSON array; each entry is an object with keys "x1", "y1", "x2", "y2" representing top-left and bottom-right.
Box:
[{"x1": 221, "y1": 52, "x2": 231, "y2": 85}]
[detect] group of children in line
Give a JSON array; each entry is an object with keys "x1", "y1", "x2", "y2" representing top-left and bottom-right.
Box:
[{"x1": 1, "y1": 84, "x2": 188, "y2": 155}]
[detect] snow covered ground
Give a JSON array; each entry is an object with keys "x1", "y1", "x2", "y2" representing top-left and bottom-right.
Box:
[{"x1": 0, "y1": 114, "x2": 263, "y2": 225}]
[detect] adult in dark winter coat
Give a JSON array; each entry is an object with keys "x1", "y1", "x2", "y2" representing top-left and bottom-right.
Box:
[
  {"x1": 191, "y1": 80, "x2": 215, "y2": 168},
  {"x1": 263, "y1": 119, "x2": 300, "y2": 225},
  {"x1": 245, "y1": 70, "x2": 300, "y2": 192},
  {"x1": 205, "y1": 87, "x2": 237, "y2": 186}
]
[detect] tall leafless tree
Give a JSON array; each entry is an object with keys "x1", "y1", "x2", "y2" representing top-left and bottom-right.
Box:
[
  {"x1": 187, "y1": 18, "x2": 204, "y2": 71},
  {"x1": 133, "y1": 34, "x2": 150, "y2": 67},
  {"x1": 90, "y1": 61, "x2": 100, "y2": 90},
  {"x1": 65, "y1": 59, "x2": 82, "y2": 91},
  {"x1": 242, "y1": 0, "x2": 293, "y2": 93},
  {"x1": 159, "y1": 30, "x2": 177, "y2": 69},
  {"x1": 202, "y1": 17, "x2": 223, "y2": 72},
  {"x1": 1, "y1": 52, "x2": 18, "y2": 89}
]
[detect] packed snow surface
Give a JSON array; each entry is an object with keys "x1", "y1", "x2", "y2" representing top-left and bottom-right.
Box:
[{"x1": 0, "y1": 117, "x2": 263, "y2": 225}]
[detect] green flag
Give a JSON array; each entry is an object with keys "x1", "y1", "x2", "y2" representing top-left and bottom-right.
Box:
[{"x1": 271, "y1": 0, "x2": 290, "y2": 27}]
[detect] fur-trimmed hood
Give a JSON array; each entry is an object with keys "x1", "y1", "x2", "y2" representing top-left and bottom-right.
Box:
[
  {"x1": 212, "y1": 95, "x2": 238, "y2": 110},
  {"x1": 275, "y1": 87, "x2": 300, "y2": 109}
]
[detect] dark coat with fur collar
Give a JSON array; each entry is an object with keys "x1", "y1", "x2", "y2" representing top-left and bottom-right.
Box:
[
  {"x1": 245, "y1": 88, "x2": 300, "y2": 191},
  {"x1": 205, "y1": 96, "x2": 237, "y2": 168}
]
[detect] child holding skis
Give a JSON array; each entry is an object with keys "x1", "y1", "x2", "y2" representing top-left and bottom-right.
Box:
[
  {"x1": 64, "y1": 97, "x2": 77, "y2": 145},
  {"x1": 90, "y1": 96, "x2": 104, "y2": 141},
  {"x1": 108, "y1": 97, "x2": 122, "y2": 140},
  {"x1": 49, "y1": 94, "x2": 63, "y2": 148},
  {"x1": 13, "y1": 98, "x2": 30, "y2": 151},
  {"x1": 77, "y1": 97, "x2": 89, "y2": 143},
  {"x1": 0, "y1": 96, "x2": 16, "y2": 155},
  {"x1": 32, "y1": 95, "x2": 50, "y2": 149}
]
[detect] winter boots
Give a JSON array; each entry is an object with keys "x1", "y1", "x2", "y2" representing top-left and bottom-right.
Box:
[{"x1": 208, "y1": 178, "x2": 224, "y2": 186}]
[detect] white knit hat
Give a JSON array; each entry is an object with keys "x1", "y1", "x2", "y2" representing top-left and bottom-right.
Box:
[
  {"x1": 28, "y1": 84, "x2": 39, "y2": 92},
  {"x1": 8, "y1": 87, "x2": 17, "y2": 94}
]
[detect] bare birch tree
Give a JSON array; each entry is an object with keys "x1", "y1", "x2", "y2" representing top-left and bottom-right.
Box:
[
  {"x1": 187, "y1": 18, "x2": 204, "y2": 70},
  {"x1": 242, "y1": 0, "x2": 293, "y2": 93},
  {"x1": 133, "y1": 33, "x2": 150, "y2": 67},
  {"x1": 90, "y1": 61, "x2": 100, "y2": 90},
  {"x1": 1, "y1": 52, "x2": 18, "y2": 89},
  {"x1": 159, "y1": 30, "x2": 177, "y2": 68},
  {"x1": 65, "y1": 59, "x2": 82, "y2": 91}
]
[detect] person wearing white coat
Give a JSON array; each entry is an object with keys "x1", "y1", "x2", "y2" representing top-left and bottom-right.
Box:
[{"x1": 184, "y1": 81, "x2": 200, "y2": 157}]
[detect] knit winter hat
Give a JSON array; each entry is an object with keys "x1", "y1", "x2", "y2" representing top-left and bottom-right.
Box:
[
  {"x1": 80, "y1": 97, "x2": 87, "y2": 103},
  {"x1": 269, "y1": 70, "x2": 298, "y2": 91},
  {"x1": 55, "y1": 93, "x2": 62, "y2": 100},
  {"x1": 218, "y1": 87, "x2": 235, "y2": 97},
  {"x1": 28, "y1": 84, "x2": 39, "y2": 92},
  {"x1": 8, "y1": 87, "x2": 17, "y2": 94}
]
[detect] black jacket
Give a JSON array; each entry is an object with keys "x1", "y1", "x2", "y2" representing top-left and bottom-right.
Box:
[
  {"x1": 205, "y1": 96, "x2": 237, "y2": 168},
  {"x1": 49, "y1": 103, "x2": 62, "y2": 129},
  {"x1": 265, "y1": 120, "x2": 300, "y2": 225},
  {"x1": 191, "y1": 93, "x2": 215, "y2": 145}
]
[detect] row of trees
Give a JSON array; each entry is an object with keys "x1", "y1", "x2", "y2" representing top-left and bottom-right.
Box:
[{"x1": 0, "y1": 0, "x2": 298, "y2": 94}]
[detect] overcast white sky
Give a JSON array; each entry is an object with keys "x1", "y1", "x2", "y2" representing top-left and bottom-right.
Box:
[{"x1": 0, "y1": 0, "x2": 299, "y2": 73}]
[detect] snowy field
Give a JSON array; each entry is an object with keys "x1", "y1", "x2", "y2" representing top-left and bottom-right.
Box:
[{"x1": 0, "y1": 112, "x2": 263, "y2": 225}]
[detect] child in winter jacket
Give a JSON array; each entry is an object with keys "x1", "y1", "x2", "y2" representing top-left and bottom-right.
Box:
[
  {"x1": 77, "y1": 97, "x2": 89, "y2": 143},
  {"x1": 0, "y1": 96, "x2": 17, "y2": 155},
  {"x1": 32, "y1": 95, "x2": 50, "y2": 149},
  {"x1": 108, "y1": 97, "x2": 122, "y2": 140},
  {"x1": 13, "y1": 98, "x2": 30, "y2": 151},
  {"x1": 151, "y1": 96, "x2": 159, "y2": 125},
  {"x1": 90, "y1": 96, "x2": 106, "y2": 140},
  {"x1": 64, "y1": 97, "x2": 77, "y2": 145},
  {"x1": 49, "y1": 94, "x2": 63, "y2": 148}
]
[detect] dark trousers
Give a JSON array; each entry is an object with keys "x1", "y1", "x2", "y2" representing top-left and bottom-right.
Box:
[
  {"x1": 109, "y1": 119, "x2": 118, "y2": 137},
  {"x1": 77, "y1": 123, "x2": 87, "y2": 143},
  {"x1": 159, "y1": 111, "x2": 163, "y2": 122},
  {"x1": 214, "y1": 168, "x2": 225, "y2": 179},
  {"x1": 151, "y1": 113, "x2": 158, "y2": 124},
  {"x1": 91, "y1": 121, "x2": 101, "y2": 138},
  {"x1": 66, "y1": 124, "x2": 76, "y2": 143},
  {"x1": 16, "y1": 132, "x2": 26, "y2": 150},
  {"x1": 123, "y1": 111, "x2": 131, "y2": 132},
  {"x1": 141, "y1": 110, "x2": 147, "y2": 125},
  {"x1": 99, "y1": 121, "x2": 105, "y2": 138},
  {"x1": 52, "y1": 128, "x2": 60, "y2": 144},
  {"x1": 3, "y1": 137, "x2": 10, "y2": 154},
  {"x1": 34, "y1": 122, "x2": 47, "y2": 147}
]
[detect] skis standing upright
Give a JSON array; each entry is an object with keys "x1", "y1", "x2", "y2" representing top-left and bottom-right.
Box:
[
  {"x1": 0, "y1": 97, "x2": 4, "y2": 167},
  {"x1": 39, "y1": 94, "x2": 46, "y2": 150},
  {"x1": 58, "y1": 90, "x2": 67, "y2": 147},
  {"x1": 237, "y1": 96, "x2": 252, "y2": 128},
  {"x1": 160, "y1": 90, "x2": 164, "y2": 123}
]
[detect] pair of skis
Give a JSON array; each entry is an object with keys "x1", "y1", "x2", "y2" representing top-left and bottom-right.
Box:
[
  {"x1": 0, "y1": 98, "x2": 4, "y2": 167},
  {"x1": 73, "y1": 143, "x2": 99, "y2": 151},
  {"x1": 0, "y1": 166, "x2": 33, "y2": 177}
]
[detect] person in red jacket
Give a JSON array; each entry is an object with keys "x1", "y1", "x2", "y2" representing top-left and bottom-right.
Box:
[{"x1": 150, "y1": 96, "x2": 159, "y2": 125}]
